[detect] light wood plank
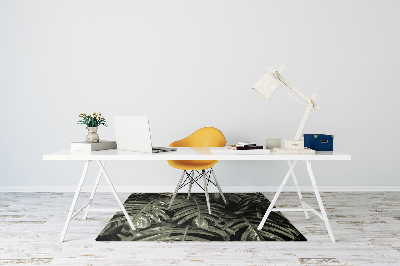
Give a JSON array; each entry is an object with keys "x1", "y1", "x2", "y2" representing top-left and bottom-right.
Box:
[{"x1": 0, "y1": 192, "x2": 399, "y2": 265}]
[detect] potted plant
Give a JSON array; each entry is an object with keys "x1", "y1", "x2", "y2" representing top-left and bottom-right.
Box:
[{"x1": 77, "y1": 112, "x2": 107, "y2": 143}]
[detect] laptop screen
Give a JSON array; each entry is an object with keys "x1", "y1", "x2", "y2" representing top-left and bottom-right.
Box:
[{"x1": 113, "y1": 116, "x2": 153, "y2": 153}]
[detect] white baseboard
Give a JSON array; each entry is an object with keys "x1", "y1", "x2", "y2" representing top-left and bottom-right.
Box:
[{"x1": 1, "y1": 186, "x2": 400, "y2": 193}]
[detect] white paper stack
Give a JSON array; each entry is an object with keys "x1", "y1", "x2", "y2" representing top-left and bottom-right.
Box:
[{"x1": 70, "y1": 140, "x2": 117, "y2": 151}]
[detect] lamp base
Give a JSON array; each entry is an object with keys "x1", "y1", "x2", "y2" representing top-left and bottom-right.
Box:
[{"x1": 273, "y1": 147, "x2": 315, "y2": 154}]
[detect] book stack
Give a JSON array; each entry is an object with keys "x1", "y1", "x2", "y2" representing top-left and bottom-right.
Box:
[
  {"x1": 211, "y1": 142, "x2": 270, "y2": 155},
  {"x1": 70, "y1": 140, "x2": 117, "y2": 151},
  {"x1": 227, "y1": 142, "x2": 263, "y2": 150}
]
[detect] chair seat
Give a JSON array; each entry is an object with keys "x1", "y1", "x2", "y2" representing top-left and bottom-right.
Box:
[{"x1": 167, "y1": 160, "x2": 218, "y2": 170}]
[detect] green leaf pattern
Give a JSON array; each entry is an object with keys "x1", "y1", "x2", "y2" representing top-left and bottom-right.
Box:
[{"x1": 96, "y1": 193, "x2": 306, "y2": 241}]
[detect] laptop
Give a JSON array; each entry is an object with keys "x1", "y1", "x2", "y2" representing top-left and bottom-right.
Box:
[{"x1": 113, "y1": 116, "x2": 177, "y2": 153}]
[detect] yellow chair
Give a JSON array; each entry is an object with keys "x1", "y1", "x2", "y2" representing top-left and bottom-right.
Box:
[{"x1": 168, "y1": 127, "x2": 227, "y2": 214}]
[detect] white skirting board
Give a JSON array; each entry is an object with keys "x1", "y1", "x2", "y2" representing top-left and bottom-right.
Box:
[{"x1": 1, "y1": 186, "x2": 400, "y2": 192}]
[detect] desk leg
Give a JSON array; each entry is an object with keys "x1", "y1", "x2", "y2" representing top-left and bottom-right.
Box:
[
  {"x1": 83, "y1": 161, "x2": 106, "y2": 219},
  {"x1": 306, "y1": 160, "x2": 335, "y2": 242},
  {"x1": 59, "y1": 160, "x2": 89, "y2": 242},
  {"x1": 96, "y1": 160, "x2": 136, "y2": 231},
  {"x1": 288, "y1": 160, "x2": 309, "y2": 220},
  {"x1": 257, "y1": 160, "x2": 297, "y2": 230}
]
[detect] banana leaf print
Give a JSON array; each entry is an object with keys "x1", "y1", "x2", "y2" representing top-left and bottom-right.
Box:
[
  {"x1": 170, "y1": 194, "x2": 230, "y2": 240},
  {"x1": 96, "y1": 193, "x2": 306, "y2": 241},
  {"x1": 97, "y1": 193, "x2": 170, "y2": 237},
  {"x1": 100, "y1": 221, "x2": 224, "y2": 241},
  {"x1": 222, "y1": 193, "x2": 306, "y2": 241}
]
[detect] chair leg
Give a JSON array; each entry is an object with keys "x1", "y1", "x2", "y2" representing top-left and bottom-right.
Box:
[
  {"x1": 187, "y1": 171, "x2": 194, "y2": 199},
  {"x1": 211, "y1": 168, "x2": 227, "y2": 205},
  {"x1": 203, "y1": 170, "x2": 211, "y2": 214},
  {"x1": 169, "y1": 170, "x2": 186, "y2": 209}
]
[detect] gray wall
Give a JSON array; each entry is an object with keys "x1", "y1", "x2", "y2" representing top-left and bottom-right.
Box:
[{"x1": 1, "y1": 0, "x2": 399, "y2": 189}]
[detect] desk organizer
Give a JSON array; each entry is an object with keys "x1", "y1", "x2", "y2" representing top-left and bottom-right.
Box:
[{"x1": 304, "y1": 134, "x2": 333, "y2": 151}]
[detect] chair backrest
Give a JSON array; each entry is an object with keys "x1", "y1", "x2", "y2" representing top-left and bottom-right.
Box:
[{"x1": 170, "y1": 127, "x2": 226, "y2": 148}]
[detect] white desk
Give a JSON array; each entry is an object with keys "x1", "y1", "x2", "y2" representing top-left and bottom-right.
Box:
[{"x1": 43, "y1": 148, "x2": 351, "y2": 242}]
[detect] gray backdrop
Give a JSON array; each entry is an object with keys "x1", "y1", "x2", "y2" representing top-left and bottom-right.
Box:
[{"x1": 1, "y1": 0, "x2": 399, "y2": 190}]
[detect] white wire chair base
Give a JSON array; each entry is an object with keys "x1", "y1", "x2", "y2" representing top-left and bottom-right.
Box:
[{"x1": 168, "y1": 168, "x2": 227, "y2": 214}]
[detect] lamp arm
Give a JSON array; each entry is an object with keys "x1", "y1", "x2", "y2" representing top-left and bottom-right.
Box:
[
  {"x1": 273, "y1": 72, "x2": 320, "y2": 111},
  {"x1": 294, "y1": 93, "x2": 317, "y2": 140},
  {"x1": 264, "y1": 66, "x2": 320, "y2": 141}
]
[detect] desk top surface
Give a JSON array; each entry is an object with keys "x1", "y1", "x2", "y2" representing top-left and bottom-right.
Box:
[{"x1": 43, "y1": 147, "x2": 351, "y2": 161}]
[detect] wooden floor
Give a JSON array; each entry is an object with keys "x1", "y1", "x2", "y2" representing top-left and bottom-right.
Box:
[{"x1": 0, "y1": 191, "x2": 399, "y2": 265}]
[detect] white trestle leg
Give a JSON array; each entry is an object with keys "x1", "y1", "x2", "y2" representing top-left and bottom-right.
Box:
[
  {"x1": 287, "y1": 160, "x2": 309, "y2": 220},
  {"x1": 257, "y1": 160, "x2": 336, "y2": 242},
  {"x1": 203, "y1": 170, "x2": 211, "y2": 214},
  {"x1": 257, "y1": 160, "x2": 297, "y2": 230},
  {"x1": 169, "y1": 170, "x2": 186, "y2": 209},
  {"x1": 83, "y1": 161, "x2": 106, "y2": 219},
  {"x1": 211, "y1": 168, "x2": 227, "y2": 204},
  {"x1": 96, "y1": 160, "x2": 136, "y2": 232},
  {"x1": 59, "y1": 160, "x2": 90, "y2": 242},
  {"x1": 187, "y1": 171, "x2": 193, "y2": 199},
  {"x1": 306, "y1": 160, "x2": 336, "y2": 242}
]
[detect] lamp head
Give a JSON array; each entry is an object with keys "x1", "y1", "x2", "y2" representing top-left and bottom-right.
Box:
[{"x1": 251, "y1": 72, "x2": 280, "y2": 101}]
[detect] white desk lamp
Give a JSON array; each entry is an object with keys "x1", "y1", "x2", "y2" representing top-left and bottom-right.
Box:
[{"x1": 252, "y1": 66, "x2": 319, "y2": 154}]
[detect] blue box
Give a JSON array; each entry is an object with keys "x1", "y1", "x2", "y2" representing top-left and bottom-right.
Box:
[{"x1": 304, "y1": 134, "x2": 334, "y2": 151}]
